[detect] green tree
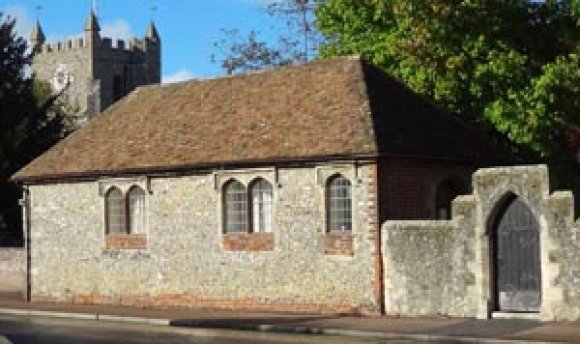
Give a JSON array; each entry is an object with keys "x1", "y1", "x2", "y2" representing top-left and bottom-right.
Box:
[
  {"x1": 316, "y1": 0, "x2": 580, "y2": 163},
  {"x1": 0, "y1": 13, "x2": 68, "y2": 246}
]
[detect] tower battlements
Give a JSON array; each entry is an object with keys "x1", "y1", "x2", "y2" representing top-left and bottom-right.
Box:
[
  {"x1": 37, "y1": 38, "x2": 85, "y2": 53},
  {"x1": 31, "y1": 10, "x2": 161, "y2": 128},
  {"x1": 36, "y1": 36, "x2": 159, "y2": 55}
]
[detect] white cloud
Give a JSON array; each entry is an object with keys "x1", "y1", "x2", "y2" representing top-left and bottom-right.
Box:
[
  {"x1": 1, "y1": 5, "x2": 34, "y2": 41},
  {"x1": 163, "y1": 69, "x2": 196, "y2": 84},
  {"x1": 101, "y1": 19, "x2": 134, "y2": 42}
]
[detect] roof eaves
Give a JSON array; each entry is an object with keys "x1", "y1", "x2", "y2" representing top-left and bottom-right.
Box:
[{"x1": 12, "y1": 152, "x2": 380, "y2": 184}]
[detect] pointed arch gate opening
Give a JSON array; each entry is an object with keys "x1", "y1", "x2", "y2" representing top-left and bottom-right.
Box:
[{"x1": 490, "y1": 194, "x2": 542, "y2": 312}]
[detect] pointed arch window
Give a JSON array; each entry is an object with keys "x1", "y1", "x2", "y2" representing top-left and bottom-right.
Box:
[
  {"x1": 326, "y1": 175, "x2": 352, "y2": 232},
  {"x1": 102, "y1": 183, "x2": 148, "y2": 250},
  {"x1": 250, "y1": 178, "x2": 273, "y2": 233},
  {"x1": 105, "y1": 187, "x2": 126, "y2": 234},
  {"x1": 223, "y1": 180, "x2": 248, "y2": 233},
  {"x1": 105, "y1": 185, "x2": 147, "y2": 234},
  {"x1": 128, "y1": 186, "x2": 146, "y2": 234}
]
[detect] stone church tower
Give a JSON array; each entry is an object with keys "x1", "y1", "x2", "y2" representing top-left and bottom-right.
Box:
[{"x1": 30, "y1": 10, "x2": 161, "y2": 127}]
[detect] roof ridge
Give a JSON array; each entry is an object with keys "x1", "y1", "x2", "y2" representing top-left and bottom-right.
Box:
[{"x1": 159, "y1": 54, "x2": 364, "y2": 87}]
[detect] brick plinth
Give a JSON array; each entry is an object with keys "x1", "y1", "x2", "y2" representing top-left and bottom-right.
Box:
[{"x1": 32, "y1": 292, "x2": 380, "y2": 315}]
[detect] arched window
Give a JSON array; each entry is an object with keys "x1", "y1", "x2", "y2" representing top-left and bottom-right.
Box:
[
  {"x1": 224, "y1": 180, "x2": 248, "y2": 233},
  {"x1": 127, "y1": 186, "x2": 145, "y2": 234},
  {"x1": 435, "y1": 181, "x2": 457, "y2": 220},
  {"x1": 326, "y1": 175, "x2": 352, "y2": 232},
  {"x1": 105, "y1": 187, "x2": 126, "y2": 234},
  {"x1": 250, "y1": 178, "x2": 273, "y2": 233}
]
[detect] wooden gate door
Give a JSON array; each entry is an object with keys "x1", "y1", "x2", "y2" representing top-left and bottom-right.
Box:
[{"x1": 493, "y1": 195, "x2": 541, "y2": 312}]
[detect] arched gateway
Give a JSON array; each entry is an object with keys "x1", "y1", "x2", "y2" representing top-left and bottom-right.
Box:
[
  {"x1": 384, "y1": 165, "x2": 580, "y2": 321},
  {"x1": 491, "y1": 194, "x2": 541, "y2": 312}
]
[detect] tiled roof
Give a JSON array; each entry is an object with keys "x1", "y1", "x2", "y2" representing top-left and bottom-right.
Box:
[{"x1": 13, "y1": 56, "x2": 509, "y2": 182}]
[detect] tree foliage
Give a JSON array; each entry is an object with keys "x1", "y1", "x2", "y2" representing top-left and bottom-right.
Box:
[
  {"x1": 266, "y1": 0, "x2": 324, "y2": 61},
  {"x1": 0, "y1": 13, "x2": 68, "y2": 246},
  {"x1": 212, "y1": 0, "x2": 325, "y2": 75},
  {"x1": 212, "y1": 29, "x2": 303, "y2": 75},
  {"x1": 316, "y1": 0, "x2": 580, "y2": 162}
]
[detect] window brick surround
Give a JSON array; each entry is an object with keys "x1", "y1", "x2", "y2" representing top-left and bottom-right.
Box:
[
  {"x1": 325, "y1": 232, "x2": 354, "y2": 255},
  {"x1": 222, "y1": 233, "x2": 274, "y2": 252},
  {"x1": 105, "y1": 234, "x2": 147, "y2": 250}
]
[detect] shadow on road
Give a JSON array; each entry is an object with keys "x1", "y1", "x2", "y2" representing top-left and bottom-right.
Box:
[{"x1": 170, "y1": 315, "x2": 339, "y2": 334}]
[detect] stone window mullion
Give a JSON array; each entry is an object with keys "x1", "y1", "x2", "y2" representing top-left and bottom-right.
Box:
[{"x1": 247, "y1": 189, "x2": 252, "y2": 233}]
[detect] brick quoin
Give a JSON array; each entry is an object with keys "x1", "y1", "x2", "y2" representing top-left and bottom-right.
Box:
[{"x1": 369, "y1": 162, "x2": 384, "y2": 315}]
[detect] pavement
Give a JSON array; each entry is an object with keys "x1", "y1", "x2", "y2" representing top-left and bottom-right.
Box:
[{"x1": 0, "y1": 295, "x2": 579, "y2": 343}]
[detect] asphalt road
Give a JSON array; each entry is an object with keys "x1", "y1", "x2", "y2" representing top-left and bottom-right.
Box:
[{"x1": 0, "y1": 315, "x2": 419, "y2": 344}]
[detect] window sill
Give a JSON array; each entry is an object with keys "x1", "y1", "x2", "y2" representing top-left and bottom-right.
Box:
[
  {"x1": 325, "y1": 232, "x2": 353, "y2": 256},
  {"x1": 222, "y1": 233, "x2": 274, "y2": 252},
  {"x1": 105, "y1": 234, "x2": 147, "y2": 250}
]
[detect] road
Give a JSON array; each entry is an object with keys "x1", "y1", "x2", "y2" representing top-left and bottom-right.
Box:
[{"x1": 0, "y1": 315, "x2": 419, "y2": 344}]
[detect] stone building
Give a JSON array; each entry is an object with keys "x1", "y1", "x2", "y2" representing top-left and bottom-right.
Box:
[
  {"x1": 30, "y1": 11, "x2": 161, "y2": 127},
  {"x1": 13, "y1": 56, "x2": 510, "y2": 314}
]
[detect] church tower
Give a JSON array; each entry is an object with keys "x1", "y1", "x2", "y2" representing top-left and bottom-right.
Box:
[{"x1": 30, "y1": 10, "x2": 161, "y2": 127}]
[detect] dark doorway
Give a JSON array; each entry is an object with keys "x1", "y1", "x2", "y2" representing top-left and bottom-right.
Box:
[
  {"x1": 435, "y1": 181, "x2": 458, "y2": 220},
  {"x1": 492, "y1": 194, "x2": 541, "y2": 312},
  {"x1": 113, "y1": 74, "x2": 124, "y2": 101}
]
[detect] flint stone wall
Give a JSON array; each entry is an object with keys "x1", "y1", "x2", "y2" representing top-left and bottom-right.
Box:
[
  {"x1": 383, "y1": 196, "x2": 477, "y2": 317},
  {"x1": 0, "y1": 248, "x2": 25, "y2": 294},
  {"x1": 383, "y1": 165, "x2": 580, "y2": 321},
  {"x1": 27, "y1": 164, "x2": 380, "y2": 313}
]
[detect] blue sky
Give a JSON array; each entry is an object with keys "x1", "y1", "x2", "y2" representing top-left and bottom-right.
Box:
[{"x1": 0, "y1": 0, "x2": 282, "y2": 81}]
